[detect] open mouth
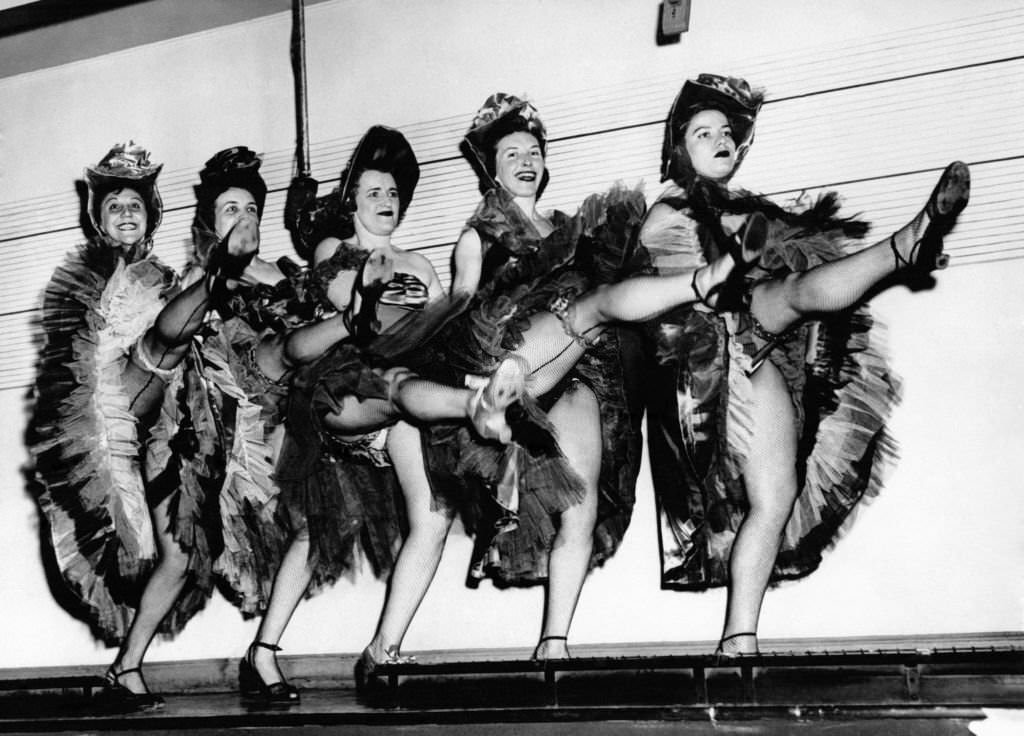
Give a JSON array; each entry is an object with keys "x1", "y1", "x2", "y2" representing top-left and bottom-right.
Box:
[
  {"x1": 714, "y1": 150, "x2": 732, "y2": 159},
  {"x1": 116, "y1": 222, "x2": 139, "y2": 230},
  {"x1": 378, "y1": 209, "x2": 395, "y2": 218},
  {"x1": 515, "y1": 171, "x2": 537, "y2": 182}
]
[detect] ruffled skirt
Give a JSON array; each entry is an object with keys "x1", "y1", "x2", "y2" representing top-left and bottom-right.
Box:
[
  {"x1": 646, "y1": 217, "x2": 902, "y2": 590},
  {"x1": 419, "y1": 185, "x2": 648, "y2": 584},
  {"x1": 275, "y1": 343, "x2": 407, "y2": 592},
  {"x1": 28, "y1": 245, "x2": 183, "y2": 643},
  {"x1": 145, "y1": 317, "x2": 291, "y2": 617}
]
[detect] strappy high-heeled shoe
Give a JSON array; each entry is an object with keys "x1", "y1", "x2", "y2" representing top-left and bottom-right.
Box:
[
  {"x1": 891, "y1": 161, "x2": 970, "y2": 276},
  {"x1": 354, "y1": 645, "x2": 417, "y2": 692},
  {"x1": 692, "y1": 212, "x2": 768, "y2": 311},
  {"x1": 239, "y1": 641, "x2": 300, "y2": 705},
  {"x1": 532, "y1": 635, "x2": 570, "y2": 661},
  {"x1": 96, "y1": 665, "x2": 165, "y2": 712},
  {"x1": 715, "y1": 631, "x2": 759, "y2": 660}
]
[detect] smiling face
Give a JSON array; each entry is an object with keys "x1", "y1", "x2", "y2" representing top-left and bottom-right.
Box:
[
  {"x1": 352, "y1": 169, "x2": 400, "y2": 237},
  {"x1": 493, "y1": 131, "x2": 545, "y2": 198},
  {"x1": 683, "y1": 108, "x2": 738, "y2": 182},
  {"x1": 212, "y1": 186, "x2": 259, "y2": 239},
  {"x1": 99, "y1": 187, "x2": 148, "y2": 247}
]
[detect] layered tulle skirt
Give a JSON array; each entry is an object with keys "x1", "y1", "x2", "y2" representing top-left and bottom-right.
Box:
[
  {"x1": 643, "y1": 197, "x2": 902, "y2": 590},
  {"x1": 415, "y1": 185, "x2": 649, "y2": 584}
]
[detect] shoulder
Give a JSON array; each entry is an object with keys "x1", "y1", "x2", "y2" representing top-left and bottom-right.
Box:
[
  {"x1": 641, "y1": 201, "x2": 686, "y2": 235},
  {"x1": 313, "y1": 236, "x2": 343, "y2": 265},
  {"x1": 455, "y1": 225, "x2": 483, "y2": 249}
]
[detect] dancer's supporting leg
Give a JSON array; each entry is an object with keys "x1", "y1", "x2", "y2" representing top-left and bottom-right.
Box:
[
  {"x1": 718, "y1": 362, "x2": 798, "y2": 655},
  {"x1": 106, "y1": 497, "x2": 190, "y2": 703},
  {"x1": 533, "y1": 384, "x2": 602, "y2": 660},
  {"x1": 241, "y1": 530, "x2": 311, "y2": 699},
  {"x1": 250, "y1": 360, "x2": 524, "y2": 690},
  {"x1": 364, "y1": 421, "x2": 454, "y2": 664},
  {"x1": 718, "y1": 163, "x2": 970, "y2": 655}
]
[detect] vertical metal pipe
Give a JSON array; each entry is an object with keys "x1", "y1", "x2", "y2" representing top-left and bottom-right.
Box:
[{"x1": 291, "y1": 0, "x2": 311, "y2": 176}]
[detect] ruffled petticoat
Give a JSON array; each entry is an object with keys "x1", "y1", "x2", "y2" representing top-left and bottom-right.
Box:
[
  {"x1": 641, "y1": 187, "x2": 902, "y2": 590},
  {"x1": 145, "y1": 313, "x2": 291, "y2": 618},
  {"x1": 273, "y1": 243, "x2": 468, "y2": 593},
  {"x1": 415, "y1": 185, "x2": 648, "y2": 585},
  {"x1": 28, "y1": 241, "x2": 179, "y2": 643},
  {"x1": 277, "y1": 338, "x2": 428, "y2": 594},
  {"x1": 141, "y1": 262, "x2": 323, "y2": 617}
]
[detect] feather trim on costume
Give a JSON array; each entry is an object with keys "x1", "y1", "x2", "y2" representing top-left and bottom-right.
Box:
[
  {"x1": 644, "y1": 189, "x2": 902, "y2": 590},
  {"x1": 29, "y1": 241, "x2": 177, "y2": 642},
  {"x1": 422, "y1": 183, "x2": 648, "y2": 583},
  {"x1": 201, "y1": 321, "x2": 289, "y2": 615}
]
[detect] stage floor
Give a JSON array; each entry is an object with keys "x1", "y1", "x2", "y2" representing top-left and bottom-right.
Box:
[{"x1": 2, "y1": 646, "x2": 1022, "y2": 735}]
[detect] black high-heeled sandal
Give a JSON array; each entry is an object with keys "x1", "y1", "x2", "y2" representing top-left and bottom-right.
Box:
[
  {"x1": 891, "y1": 161, "x2": 970, "y2": 276},
  {"x1": 239, "y1": 641, "x2": 300, "y2": 705},
  {"x1": 715, "y1": 631, "x2": 759, "y2": 660},
  {"x1": 532, "y1": 635, "x2": 570, "y2": 661},
  {"x1": 96, "y1": 666, "x2": 165, "y2": 712},
  {"x1": 693, "y1": 212, "x2": 768, "y2": 311}
]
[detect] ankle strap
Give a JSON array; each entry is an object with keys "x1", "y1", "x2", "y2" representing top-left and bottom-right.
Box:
[
  {"x1": 251, "y1": 641, "x2": 283, "y2": 652},
  {"x1": 109, "y1": 665, "x2": 142, "y2": 681},
  {"x1": 538, "y1": 635, "x2": 567, "y2": 644},
  {"x1": 719, "y1": 632, "x2": 757, "y2": 644},
  {"x1": 107, "y1": 665, "x2": 146, "y2": 688}
]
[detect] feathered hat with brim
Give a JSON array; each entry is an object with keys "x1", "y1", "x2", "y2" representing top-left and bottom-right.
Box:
[
  {"x1": 84, "y1": 141, "x2": 163, "y2": 239},
  {"x1": 194, "y1": 146, "x2": 268, "y2": 230},
  {"x1": 338, "y1": 125, "x2": 420, "y2": 221},
  {"x1": 661, "y1": 73, "x2": 765, "y2": 184},
  {"x1": 462, "y1": 93, "x2": 549, "y2": 194}
]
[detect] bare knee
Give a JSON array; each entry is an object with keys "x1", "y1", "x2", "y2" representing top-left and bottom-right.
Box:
[
  {"x1": 585, "y1": 283, "x2": 616, "y2": 324},
  {"x1": 748, "y1": 486, "x2": 797, "y2": 530},
  {"x1": 557, "y1": 485, "x2": 599, "y2": 546},
  {"x1": 159, "y1": 541, "x2": 192, "y2": 579}
]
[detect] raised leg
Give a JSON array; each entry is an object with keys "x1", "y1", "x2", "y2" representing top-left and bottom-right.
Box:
[
  {"x1": 512, "y1": 255, "x2": 741, "y2": 395},
  {"x1": 124, "y1": 217, "x2": 262, "y2": 418},
  {"x1": 750, "y1": 162, "x2": 970, "y2": 336}
]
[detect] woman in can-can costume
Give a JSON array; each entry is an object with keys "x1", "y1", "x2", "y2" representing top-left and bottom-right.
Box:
[
  {"x1": 240, "y1": 126, "x2": 519, "y2": 704},
  {"x1": 27, "y1": 143, "x2": 219, "y2": 710},
  {"x1": 638, "y1": 73, "x2": 969, "y2": 655}
]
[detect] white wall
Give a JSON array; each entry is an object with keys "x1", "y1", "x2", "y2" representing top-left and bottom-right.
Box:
[{"x1": 1, "y1": 0, "x2": 1022, "y2": 669}]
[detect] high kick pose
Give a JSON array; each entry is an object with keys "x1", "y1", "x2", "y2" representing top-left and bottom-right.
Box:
[
  {"x1": 28, "y1": 144, "x2": 251, "y2": 711},
  {"x1": 238, "y1": 127, "x2": 519, "y2": 706},
  {"x1": 358, "y1": 94, "x2": 763, "y2": 671},
  {"x1": 638, "y1": 73, "x2": 969, "y2": 655}
]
